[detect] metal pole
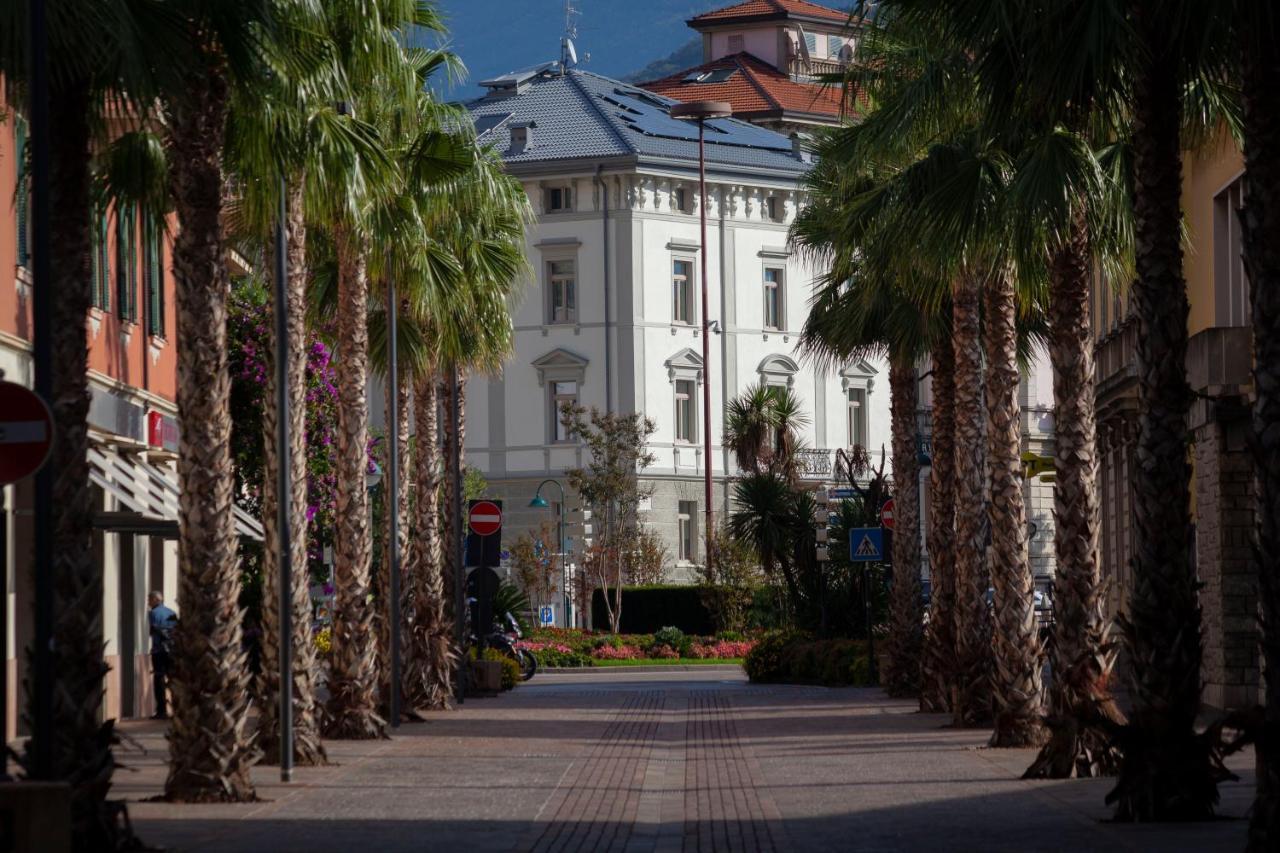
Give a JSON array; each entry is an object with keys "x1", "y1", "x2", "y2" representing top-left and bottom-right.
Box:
[
  {"x1": 697, "y1": 118, "x2": 714, "y2": 577},
  {"x1": 386, "y1": 274, "x2": 401, "y2": 728},
  {"x1": 450, "y1": 367, "x2": 466, "y2": 703},
  {"x1": 273, "y1": 177, "x2": 294, "y2": 781},
  {"x1": 29, "y1": 0, "x2": 55, "y2": 782}
]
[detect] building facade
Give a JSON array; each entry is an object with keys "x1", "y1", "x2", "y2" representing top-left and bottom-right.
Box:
[
  {"x1": 1092, "y1": 131, "x2": 1257, "y2": 711},
  {"x1": 461, "y1": 64, "x2": 893, "y2": 590},
  {"x1": 0, "y1": 94, "x2": 260, "y2": 738}
]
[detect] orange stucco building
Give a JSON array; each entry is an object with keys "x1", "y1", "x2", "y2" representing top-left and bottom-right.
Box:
[{"x1": 1, "y1": 89, "x2": 184, "y2": 740}]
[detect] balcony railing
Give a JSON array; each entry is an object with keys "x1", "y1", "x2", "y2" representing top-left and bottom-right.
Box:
[
  {"x1": 789, "y1": 57, "x2": 848, "y2": 80},
  {"x1": 796, "y1": 448, "x2": 835, "y2": 479}
]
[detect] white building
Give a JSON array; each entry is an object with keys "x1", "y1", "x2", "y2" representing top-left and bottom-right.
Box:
[{"x1": 461, "y1": 62, "x2": 892, "y2": 582}]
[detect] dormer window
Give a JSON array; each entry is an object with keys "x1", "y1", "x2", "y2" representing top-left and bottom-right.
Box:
[
  {"x1": 510, "y1": 121, "x2": 536, "y2": 154},
  {"x1": 546, "y1": 186, "x2": 573, "y2": 213}
]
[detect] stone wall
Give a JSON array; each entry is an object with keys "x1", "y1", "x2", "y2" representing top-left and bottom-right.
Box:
[{"x1": 1193, "y1": 402, "x2": 1260, "y2": 710}]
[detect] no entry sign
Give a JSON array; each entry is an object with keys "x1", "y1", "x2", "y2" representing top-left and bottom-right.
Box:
[
  {"x1": 880, "y1": 498, "x2": 896, "y2": 530},
  {"x1": 0, "y1": 381, "x2": 54, "y2": 486},
  {"x1": 468, "y1": 500, "x2": 503, "y2": 537}
]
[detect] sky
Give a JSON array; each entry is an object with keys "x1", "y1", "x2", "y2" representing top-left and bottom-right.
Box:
[{"x1": 433, "y1": 0, "x2": 713, "y2": 100}]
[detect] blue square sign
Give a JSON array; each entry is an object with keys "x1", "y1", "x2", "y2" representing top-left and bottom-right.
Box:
[{"x1": 849, "y1": 527, "x2": 884, "y2": 562}]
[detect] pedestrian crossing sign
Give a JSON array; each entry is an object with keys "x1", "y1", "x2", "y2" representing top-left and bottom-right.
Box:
[
  {"x1": 849, "y1": 527, "x2": 884, "y2": 562},
  {"x1": 539, "y1": 605, "x2": 555, "y2": 626}
]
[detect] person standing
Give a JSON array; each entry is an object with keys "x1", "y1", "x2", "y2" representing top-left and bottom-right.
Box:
[{"x1": 147, "y1": 591, "x2": 177, "y2": 719}]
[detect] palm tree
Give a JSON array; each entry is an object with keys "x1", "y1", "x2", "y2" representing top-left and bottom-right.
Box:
[
  {"x1": 0, "y1": 2, "x2": 178, "y2": 841},
  {"x1": 791, "y1": 153, "x2": 941, "y2": 696},
  {"x1": 154, "y1": 1, "x2": 308, "y2": 802},
  {"x1": 921, "y1": 339, "x2": 957, "y2": 712}
]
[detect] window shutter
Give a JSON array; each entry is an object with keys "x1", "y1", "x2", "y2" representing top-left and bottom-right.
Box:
[
  {"x1": 146, "y1": 219, "x2": 165, "y2": 336},
  {"x1": 15, "y1": 117, "x2": 29, "y2": 267}
]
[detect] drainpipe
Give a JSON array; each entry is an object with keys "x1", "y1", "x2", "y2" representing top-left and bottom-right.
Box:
[{"x1": 595, "y1": 165, "x2": 612, "y2": 413}]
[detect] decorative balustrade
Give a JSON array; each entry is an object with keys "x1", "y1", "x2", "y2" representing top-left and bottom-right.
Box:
[
  {"x1": 788, "y1": 57, "x2": 848, "y2": 80},
  {"x1": 796, "y1": 448, "x2": 835, "y2": 479}
]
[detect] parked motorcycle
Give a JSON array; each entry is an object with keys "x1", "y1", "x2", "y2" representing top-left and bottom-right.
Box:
[{"x1": 469, "y1": 607, "x2": 537, "y2": 682}]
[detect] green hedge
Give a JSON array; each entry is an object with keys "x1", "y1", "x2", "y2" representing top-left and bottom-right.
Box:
[
  {"x1": 743, "y1": 632, "x2": 873, "y2": 686},
  {"x1": 590, "y1": 585, "x2": 715, "y2": 635}
]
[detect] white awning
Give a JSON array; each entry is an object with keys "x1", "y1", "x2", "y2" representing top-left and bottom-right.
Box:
[{"x1": 88, "y1": 438, "x2": 264, "y2": 541}]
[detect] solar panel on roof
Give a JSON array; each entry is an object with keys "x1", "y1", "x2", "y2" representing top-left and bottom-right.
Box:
[
  {"x1": 472, "y1": 113, "x2": 513, "y2": 137},
  {"x1": 597, "y1": 89, "x2": 793, "y2": 152}
]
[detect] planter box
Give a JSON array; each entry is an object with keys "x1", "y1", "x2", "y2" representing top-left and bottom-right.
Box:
[{"x1": 468, "y1": 660, "x2": 503, "y2": 695}]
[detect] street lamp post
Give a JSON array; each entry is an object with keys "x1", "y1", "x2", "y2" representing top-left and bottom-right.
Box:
[
  {"x1": 670, "y1": 100, "x2": 731, "y2": 576},
  {"x1": 529, "y1": 480, "x2": 567, "y2": 627},
  {"x1": 272, "y1": 177, "x2": 295, "y2": 781}
]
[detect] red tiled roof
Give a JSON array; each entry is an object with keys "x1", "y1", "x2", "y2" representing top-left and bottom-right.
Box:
[
  {"x1": 690, "y1": 0, "x2": 852, "y2": 26},
  {"x1": 639, "y1": 52, "x2": 849, "y2": 120}
]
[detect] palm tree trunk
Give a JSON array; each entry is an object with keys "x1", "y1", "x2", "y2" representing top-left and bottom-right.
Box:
[
  {"x1": 404, "y1": 371, "x2": 454, "y2": 709},
  {"x1": 1025, "y1": 216, "x2": 1123, "y2": 778},
  {"x1": 324, "y1": 223, "x2": 386, "y2": 739},
  {"x1": 1109, "y1": 6, "x2": 1212, "y2": 819},
  {"x1": 258, "y1": 178, "x2": 327, "y2": 767},
  {"x1": 376, "y1": 368, "x2": 412, "y2": 715},
  {"x1": 983, "y1": 271, "x2": 1046, "y2": 748},
  {"x1": 162, "y1": 55, "x2": 257, "y2": 801},
  {"x1": 921, "y1": 342, "x2": 957, "y2": 713},
  {"x1": 883, "y1": 357, "x2": 922, "y2": 697},
  {"x1": 951, "y1": 270, "x2": 992, "y2": 727},
  {"x1": 441, "y1": 367, "x2": 467, "y2": 626},
  {"x1": 1242, "y1": 29, "x2": 1280, "y2": 846},
  {"x1": 22, "y1": 72, "x2": 125, "y2": 845}
]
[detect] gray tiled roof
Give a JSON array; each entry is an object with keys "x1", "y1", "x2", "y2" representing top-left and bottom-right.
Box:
[{"x1": 465, "y1": 65, "x2": 809, "y2": 178}]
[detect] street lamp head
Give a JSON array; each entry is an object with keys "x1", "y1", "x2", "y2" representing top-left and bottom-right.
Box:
[
  {"x1": 670, "y1": 101, "x2": 733, "y2": 121},
  {"x1": 529, "y1": 493, "x2": 549, "y2": 509}
]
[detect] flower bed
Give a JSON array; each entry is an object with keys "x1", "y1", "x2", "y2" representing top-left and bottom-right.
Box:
[{"x1": 521, "y1": 627, "x2": 755, "y2": 668}]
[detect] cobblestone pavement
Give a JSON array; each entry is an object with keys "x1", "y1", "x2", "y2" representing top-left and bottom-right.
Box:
[{"x1": 120, "y1": 668, "x2": 1255, "y2": 852}]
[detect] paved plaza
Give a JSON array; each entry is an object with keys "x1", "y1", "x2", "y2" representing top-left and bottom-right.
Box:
[{"x1": 121, "y1": 668, "x2": 1256, "y2": 852}]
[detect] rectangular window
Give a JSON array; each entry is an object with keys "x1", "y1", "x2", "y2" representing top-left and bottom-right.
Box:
[
  {"x1": 672, "y1": 259, "x2": 694, "y2": 324},
  {"x1": 847, "y1": 387, "x2": 868, "y2": 448},
  {"x1": 727, "y1": 34, "x2": 745, "y2": 53},
  {"x1": 548, "y1": 259, "x2": 577, "y2": 324},
  {"x1": 14, "y1": 116, "x2": 29, "y2": 268},
  {"x1": 828, "y1": 34, "x2": 847, "y2": 58},
  {"x1": 144, "y1": 218, "x2": 165, "y2": 337},
  {"x1": 92, "y1": 211, "x2": 111, "y2": 311},
  {"x1": 675, "y1": 379, "x2": 695, "y2": 443},
  {"x1": 1213, "y1": 178, "x2": 1250, "y2": 327},
  {"x1": 551, "y1": 380, "x2": 578, "y2": 443},
  {"x1": 678, "y1": 500, "x2": 697, "y2": 562},
  {"x1": 115, "y1": 204, "x2": 138, "y2": 322},
  {"x1": 764, "y1": 267, "x2": 783, "y2": 329},
  {"x1": 546, "y1": 186, "x2": 573, "y2": 212},
  {"x1": 803, "y1": 31, "x2": 818, "y2": 55},
  {"x1": 766, "y1": 196, "x2": 779, "y2": 221},
  {"x1": 674, "y1": 187, "x2": 688, "y2": 213}
]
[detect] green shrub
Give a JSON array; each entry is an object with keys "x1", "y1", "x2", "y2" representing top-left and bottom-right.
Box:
[
  {"x1": 590, "y1": 586, "x2": 715, "y2": 634},
  {"x1": 716, "y1": 630, "x2": 746, "y2": 642},
  {"x1": 744, "y1": 632, "x2": 872, "y2": 686},
  {"x1": 652, "y1": 626, "x2": 692, "y2": 657},
  {"x1": 481, "y1": 648, "x2": 521, "y2": 689}
]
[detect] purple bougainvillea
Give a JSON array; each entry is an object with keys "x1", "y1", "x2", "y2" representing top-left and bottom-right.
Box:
[{"x1": 228, "y1": 280, "x2": 341, "y2": 584}]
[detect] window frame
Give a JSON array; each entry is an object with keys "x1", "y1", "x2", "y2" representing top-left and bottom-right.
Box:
[
  {"x1": 677, "y1": 500, "x2": 697, "y2": 563},
  {"x1": 144, "y1": 217, "x2": 166, "y2": 338},
  {"x1": 674, "y1": 378, "x2": 696, "y2": 444},
  {"x1": 115, "y1": 204, "x2": 138, "y2": 323},
  {"x1": 763, "y1": 266, "x2": 784, "y2": 330},
  {"x1": 545, "y1": 185, "x2": 573, "y2": 213},
  {"x1": 550, "y1": 379, "x2": 579, "y2": 444},
  {"x1": 14, "y1": 116, "x2": 30, "y2": 269},
  {"x1": 92, "y1": 210, "x2": 111, "y2": 312},
  {"x1": 672, "y1": 257, "x2": 695, "y2": 325},
  {"x1": 727, "y1": 33, "x2": 745, "y2": 53},
  {"x1": 847, "y1": 387, "x2": 868, "y2": 449},
  {"x1": 1212, "y1": 176, "x2": 1250, "y2": 327},
  {"x1": 547, "y1": 258, "x2": 578, "y2": 325}
]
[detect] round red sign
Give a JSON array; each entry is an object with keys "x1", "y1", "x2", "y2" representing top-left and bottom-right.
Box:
[
  {"x1": 880, "y1": 498, "x2": 896, "y2": 530},
  {"x1": 0, "y1": 381, "x2": 54, "y2": 486},
  {"x1": 468, "y1": 500, "x2": 503, "y2": 537}
]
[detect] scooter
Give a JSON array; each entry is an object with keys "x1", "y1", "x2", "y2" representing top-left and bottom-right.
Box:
[{"x1": 471, "y1": 609, "x2": 537, "y2": 681}]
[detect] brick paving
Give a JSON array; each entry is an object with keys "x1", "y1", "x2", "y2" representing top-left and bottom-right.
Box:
[{"x1": 117, "y1": 669, "x2": 1255, "y2": 852}]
